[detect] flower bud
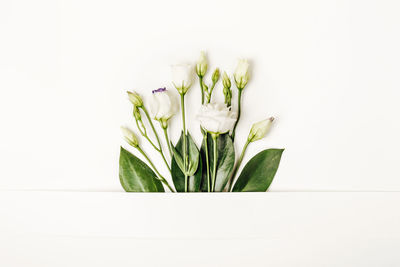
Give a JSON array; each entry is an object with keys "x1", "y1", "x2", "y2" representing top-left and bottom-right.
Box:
[
  {"x1": 171, "y1": 64, "x2": 193, "y2": 95},
  {"x1": 133, "y1": 106, "x2": 141, "y2": 121},
  {"x1": 212, "y1": 68, "x2": 220, "y2": 84},
  {"x1": 247, "y1": 117, "x2": 274, "y2": 142},
  {"x1": 127, "y1": 91, "x2": 143, "y2": 107},
  {"x1": 234, "y1": 59, "x2": 250, "y2": 90},
  {"x1": 223, "y1": 86, "x2": 232, "y2": 107},
  {"x1": 196, "y1": 51, "x2": 208, "y2": 77},
  {"x1": 121, "y1": 126, "x2": 139, "y2": 147},
  {"x1": 222, "y1": 71, "x2": 231, "y2": 89}
]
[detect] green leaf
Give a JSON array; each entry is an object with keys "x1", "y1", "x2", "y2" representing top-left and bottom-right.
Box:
[
  {"x1": 171, "y1": 132, "x2": 202, "y2": 192},
  {"x1": 119, "y1": 147, "x2": 165, "y2": 192},
  {"x1": 186, "y1": 132, "x2": 200, "y2": 176},
  {"x1": 232, "y1": 149, "x2": 284, "y2": 192},
  {"x1": 200, "y1": 133, "x2": 235, "y2": 192},
  {"x1": 170, "y1": 141, "x2": 184, "y2": 172}
]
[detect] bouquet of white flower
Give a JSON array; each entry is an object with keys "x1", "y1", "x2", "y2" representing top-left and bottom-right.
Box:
[{"x1": 119, "y1": 52, "x2": 284, "y2": 192}]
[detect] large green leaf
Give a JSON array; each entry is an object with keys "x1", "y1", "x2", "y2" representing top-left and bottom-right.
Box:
[
  {"x1": 171, "y1": 132, "x2": 202, "y2": 192},
  {"x1": 200, "y1": 133, "x2": 235, "y2": 192},
  {"x1": 232, "y1": 149, "x2": 284, "y2": 192},
  {"x1": 119, "y1": 147, "x2": 165, "y2": 192}
]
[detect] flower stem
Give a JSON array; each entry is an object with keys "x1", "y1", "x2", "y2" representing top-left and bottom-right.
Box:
[
  {"x1": 135, "y1": 116, "x2": 159, "y2": 151},
  {"x1": 207, "y1": 81, "x2": 217, "y2": 103},
  {"x1": 231, "y1": 89, "x2": 243, "y2": 140},
  {"x1": 142, "y1": 106, "x2": 171, "y2": 172},
  {"x1": 184, "y1": 173, "x2": 188, "y2": 193},
  {"x1": 136, "y1": 146, "x2": 175, "y2": 192},
  {"x1": 180, "y1": 94, "x2": 188, "y2": 192},
  {"x1": 204, "y1": 133, "x2": 211, "y2": 192},
  {"x1": 162, "y1": 126, "x2": 173, "y2": 159},
  {"x1": 211, "y1": 134, "x2": 218, "y2": 192},
  {"x1": 227, "y1": 139, "x2": 250, "y2": 192},
  {"x1": 199, "y1": 76, "x2": 204, "y2": 104}
]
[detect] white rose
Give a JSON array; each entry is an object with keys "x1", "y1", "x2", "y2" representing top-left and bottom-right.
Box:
[
  {"x1": 248, "y1": 117, "x2": 274, "y2": 142},
  {"x1": 233, "y1": 59, "x2": 250, "y2": 90},
  {"x1": 197, "y1": 103, "x2": 237, "y2": 134},
  {"x1": 149, "y1": 88, "x2": 178, "y2": 126},
  {"x1": 171, "y1": 63, "x2": 193, "y2": 94}
]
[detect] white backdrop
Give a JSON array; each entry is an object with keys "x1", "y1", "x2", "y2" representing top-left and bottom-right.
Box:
[
  {"x1": 1, "y1": 0, "x2": 400, "y2": 192},
  {"x1": 1, "y1": 1, "x2": 400, "y2": 266}
]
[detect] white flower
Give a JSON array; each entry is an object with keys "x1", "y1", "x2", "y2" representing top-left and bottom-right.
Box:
[
  {"x1": 121, "y1": 126, "x2": 139, "y2": 147},
  {"x1": 197, "y1": 103, "x2": 237, "y2": 134},
  {"x1": 149, "y1": 88, "x2": 178, "y2": 127},
  {"x1": 233, "y1": 59, "x2": 250, "y2": 90},
  {"x1": 196, "y1": 51, "x2": 208, "y2": 77},
  {"x1": 248, "y1": 117, "x2": 274, "y2": 142},
  {"x1": 171, "y1": 63, "x2": 193, "y2": 94}
]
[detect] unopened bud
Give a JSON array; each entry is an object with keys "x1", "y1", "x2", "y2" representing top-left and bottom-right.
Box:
[
  {"x1": 212, "y1": 68, "x2": 220, "y2": 84},
  {"x1": 223, "y1": 86, "x2": 232, "y2": 107},
  {"x1": 222, "y1": 71, "x2": 231, "y2": 89},
  {"x1": 248, "y1": 117, "x2": 274, "y2": 142},
  {"x1": 127, "y1": 91, "x2": 143, "y2": 107},
  {"x1": 121, "y1": 126, "x2": 139, "y2": 147},
  {"x1": 133, "y1": 107, "x2": 141, "y2": 121},
  {"x1": 234, "y1": 59, "x2": 250, "y2": 90},
  {"x1": 196, "y1": 51, "x2": 208, "y2": 77}
]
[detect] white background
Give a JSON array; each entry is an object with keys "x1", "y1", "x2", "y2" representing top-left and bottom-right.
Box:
[{"x1": 1, "y1": 0, "x2": 400, "y2": 266}]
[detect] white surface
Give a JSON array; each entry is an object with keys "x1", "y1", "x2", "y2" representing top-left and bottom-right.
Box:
[
  {"x1": 1, "y1": 1, "x2": 400, "y2": 265},
  {"x1": 1, "y1": 0, "x2": 400, "y2": 191},
  {"x1": 1, "y1": 191, "x2": 400, "y2": 266}
]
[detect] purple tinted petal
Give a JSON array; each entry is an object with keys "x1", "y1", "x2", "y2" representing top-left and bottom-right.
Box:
[{"x1": 152, "y1": 87, "x2": 167, "y2": 94}]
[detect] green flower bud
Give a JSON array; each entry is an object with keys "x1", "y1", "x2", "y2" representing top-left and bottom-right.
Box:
[
  {"x1": 121, "y1": 126, "x2": 139, "y2": 147},
  {"x1": 127, "y1": 91, "x2": 143, "y2": 107},
  {"x1": 248, "y1": 117, "x2": 274, "y2": 142},
  {"x1": 223, "y1": 86, "x2": 232, "y2": 107},
  {"x1": 196, "y1": 51, "x2": 208, "y2": 77},
  {"x1": 133, "y1": 106, "x2": 141, "y2": 121},
  {"x1": 211, "y1": 68, "x2": 220, "y2": 84},
  {"x1": 222, "y1": 71, "x2": 231, "y2": 89},
  {"x1": 234, "y1": 59, "x2": 250, "y2": 90}
]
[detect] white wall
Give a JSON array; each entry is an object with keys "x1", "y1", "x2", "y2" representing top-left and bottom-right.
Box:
[
  {"x1": 1, "y1": 0, "x2": 400, "y2": 192},
  {"x1": 1, "y1": 1, "x2": 400, "y2": 266}
]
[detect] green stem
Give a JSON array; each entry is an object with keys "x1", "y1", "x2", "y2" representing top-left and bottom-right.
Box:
[
  {"x1": 142, "y1": 106, "x2": 170, "y2": 172},
  {"x1": 211, "y1": 134, "x2": 218, "y2": 192},
  {"x1": 162, "y1": 126, "x2": 173, "y2": 159},
  {"x1": 199, "y1": 76, "x2": 204, "y2": 104},
  {"x1": 231, "y1": 89, "x2": 242, "y2": 140},
  {"x1": 142, "y1": 107, "x2": 162, "y2": 148},
  {"x1": 184, "y1": 173, "x2": 188, "y2": 193},
  {"x1": 180, "y1": 94, "x2": 188, "y2": 192},
  {"x1": 136, "y1": 146, "x2": 175, "y2": 192},
  {"x1": 227, "y1": 139, "x2": 250, "y2": 192},
  {"x1": 135, "y1": 119, "x2": 159, "y2": 151},
  {"x1": 207, "y1": 81, "x2": 217, "y2": 103},
  {"x1": 203, "y1": 133, "x2": 211, "y2": 192}
]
